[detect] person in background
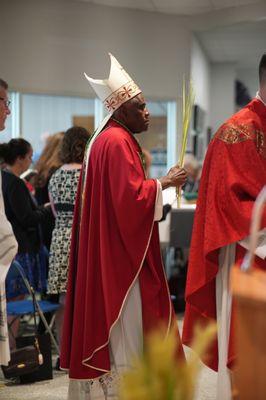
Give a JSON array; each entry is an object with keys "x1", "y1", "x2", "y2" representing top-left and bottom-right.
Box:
[
  {"x1": 33, "y1": 131, "x2": 65, "y2": 335},
  {"x1": 182, "y1": 153, "x2": 201, "y2": 194},
  {"x1": 47, "y1": 126, "x2": 89, "y2": 353},
  {"x1": 0, "y1": 78, "x2": 18, "y2": 365},
  {"x1": 183, "y1": 53, "x2": 266, "y2": 400},
  {"x1": 33, "y1": 131, "x2": 64, "y2": 250},
  {"x1": 0, "y1": 138, "x2": 52, "y2": 347}
]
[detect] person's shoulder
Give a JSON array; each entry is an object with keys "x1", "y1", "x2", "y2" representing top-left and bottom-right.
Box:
[
  {"x1": 1, "y1": 170, "x2": 19, "y2": 184},
  {"x1": 102, "y1": 124, "x2": 129, "y2": 141},
  {"x1": 48, "y1": 166, "x2": 61, "y2": 179},
  {"x1": 212, "y1": 102, "x2": 260, "y2": 146},
  {"x1": 1, "y1": 171, "x2": 27, "y2": 195},
  {"x1": 48, "y1": 168, "x2": 62, "y2": 188},
  {"x1": 96, "y1": 125, "x2": 134, "y2": 152},
  {"x1": 221, "y1": 103, "x2": 253, "y2": 127},
  {"x1": 233, "y1": 100, "x2": 259, "y2": 123},
  {"x1": 50, "y1": 166, "x2": 63, "y2": 178}
]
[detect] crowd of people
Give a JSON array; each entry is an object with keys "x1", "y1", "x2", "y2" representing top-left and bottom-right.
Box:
[
  {"x1": 1, "y1": 131, "x2": 90, "y2": 347},
  {"x1": 0, "y1": 79, "x2": 91, "y2": 367},
  {"x1": 0, "y1": 50, "x2": 265, "y2": 400}
]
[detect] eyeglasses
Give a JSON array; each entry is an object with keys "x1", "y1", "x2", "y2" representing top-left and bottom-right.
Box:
[{"x1": 0, "y1": 97, "x2": 11, "y2": 108}]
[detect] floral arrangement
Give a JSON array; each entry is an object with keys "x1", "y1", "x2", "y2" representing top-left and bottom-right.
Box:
[{"x1": 119, "y1": 323, "x2": 216, "y2": 400}]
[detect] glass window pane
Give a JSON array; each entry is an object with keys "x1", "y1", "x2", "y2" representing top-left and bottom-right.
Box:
[
  {"x1": 138, "y1": 100, "x2": 168, "y2": 178},
  {"x1": 21, "y1": 94, "x2": 95, "y2": 159}
]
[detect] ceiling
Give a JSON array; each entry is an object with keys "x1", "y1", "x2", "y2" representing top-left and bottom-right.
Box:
[
  {"x1": 80, "y1": 0, "x2": 262, "y2": 16},
  {"x1": 79, "y1": 0, "x2": 266, "y2": 69},
  {"x1": 198, "y1": 20, "x2": 266, "y2": 68}
]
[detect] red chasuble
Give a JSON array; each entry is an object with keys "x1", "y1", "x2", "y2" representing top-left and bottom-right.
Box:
[
  {"x1": 60, "y1": 119, "x2": 183, "y2": 379},
  {"x1": 182, "y1": 98, "x2": 266, "y2": 371}
]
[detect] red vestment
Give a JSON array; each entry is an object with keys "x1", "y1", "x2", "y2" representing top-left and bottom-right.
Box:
[
  {"x1": 182, "y1": 98, "x2": 266, "y2": 371},
  {"x1": 60, "y1": 119, "x2": 183, "y2": 379}
]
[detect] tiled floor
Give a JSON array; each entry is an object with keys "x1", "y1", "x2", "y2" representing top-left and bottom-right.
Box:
[
  {"x1": 0, "y1": 315, "x2": 217, "y2": 400},
  {"x1": 0, "y1": 368, "x2": 68, "y2": 400},
  {"x1": 0, "y1": 348, "x2": 217, "y2": 400}
]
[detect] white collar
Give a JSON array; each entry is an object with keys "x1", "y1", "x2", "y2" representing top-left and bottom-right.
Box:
[{"x1": 256, "y1": 91, "x2": 266, "y2": 106}]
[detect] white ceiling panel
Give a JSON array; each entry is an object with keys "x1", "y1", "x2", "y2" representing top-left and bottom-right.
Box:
[
  {"x1": 152, "y1": 0, "x2": 213, "y2": 15},
  {"x1": 198, "y1": 21, "x2": 266, "y2": 67},
  {"x1": 155, "y1": 6, "x2": 213, "y2": 15},
  {"x1": 211, "y1": 0, "x2": 261, "y2": 9},
  {"x1": 80, "y1": 0, "x2": 263, "y2": 16},
  {"x1": 82, "y1": 0, "x2": 156, "y2": 12}
]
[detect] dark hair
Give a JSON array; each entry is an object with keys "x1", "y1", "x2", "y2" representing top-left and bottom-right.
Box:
[
  {"x1": 59, "y1": 126, "x2": 90, "y2": 164},
  {"x1": 0, "y1": 79, "x2": 8, "y2": 90},
  {"x1": 259, "y1": 54, "x2": 266, "y2": 84},
  {"x1": 0, "y1": 138, "x2": 32, "y2": 165}
]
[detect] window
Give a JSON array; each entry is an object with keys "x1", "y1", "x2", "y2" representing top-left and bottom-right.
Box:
[
  {"x1": 138, "y1": 100, "x2": 175, "y2": 178},
  {"x1": 21, "y1": 94, "x2": 95, "y2": 159}
]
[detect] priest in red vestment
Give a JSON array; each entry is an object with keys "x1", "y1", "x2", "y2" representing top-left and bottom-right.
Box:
[
  {"x1": 183, "y1": 54, "x2": 266, "y2": 400},
  {"x1": 60, "y1": 53, "x2": 187, "y2": 399}
]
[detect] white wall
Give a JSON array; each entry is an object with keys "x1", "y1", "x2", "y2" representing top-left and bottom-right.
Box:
[
  {"x1": 210, "y1": 63, "x2": 236, "y2": 133},
  {"x1": 190, "y1": 36, "x2": 211, "y2": 158},
  {"x1": 1, "y1": 0, "x2": 191, "y2": 100},
  {"x1": 191, "y1": 37, "x2": 211, "y2": 122},
  {"x1": 237, "y1": 68, "x2": 259, "y2": 98}
]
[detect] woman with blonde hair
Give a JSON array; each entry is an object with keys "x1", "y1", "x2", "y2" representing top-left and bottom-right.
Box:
[
  {"x1": 34, "y1": 131, "x2": 64, "y2": 199},
  {"x1": 33, "y1": 132, "x2": 65, "y2": 336},
  {"x1": 33, "y1": 131, "x2": 64, "y2": 249}
]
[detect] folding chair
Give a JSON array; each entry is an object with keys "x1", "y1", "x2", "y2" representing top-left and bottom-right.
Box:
[{"x1": 6, "y1": 260, "x2": 60, "y2": 355}]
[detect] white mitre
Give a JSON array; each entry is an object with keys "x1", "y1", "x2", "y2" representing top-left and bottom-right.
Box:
[{"x1": 84, "y1": 53, "x2": 142, "y2": 113}]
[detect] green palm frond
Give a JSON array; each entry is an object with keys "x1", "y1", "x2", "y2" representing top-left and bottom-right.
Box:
[{"x1": 176, "y1": 78, "x2": 195, "y2": 207}]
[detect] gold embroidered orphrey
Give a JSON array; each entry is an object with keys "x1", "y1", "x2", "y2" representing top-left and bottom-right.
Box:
[
  {"x1": 104, "y1": 81, "x2": 141, "y2": 112},
  {"x1": 216, "y1": 123, "x2": 266, "y2": 158}
]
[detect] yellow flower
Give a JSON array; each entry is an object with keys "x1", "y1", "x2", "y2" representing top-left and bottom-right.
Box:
[{"x1": 119, "y1": 323, "x2": 216, "y2": 400}]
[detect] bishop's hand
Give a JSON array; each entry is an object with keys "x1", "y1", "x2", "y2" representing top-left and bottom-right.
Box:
[{"x1": 159, "y1": 165, "x2": 187, "y2": 190}]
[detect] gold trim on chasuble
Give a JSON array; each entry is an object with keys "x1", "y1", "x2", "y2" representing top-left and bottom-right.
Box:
[{"x1": 216, "y1": 123, "x2": 266, "y2": 159}]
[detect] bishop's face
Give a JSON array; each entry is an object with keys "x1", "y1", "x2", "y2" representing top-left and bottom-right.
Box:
[
  {"x1": 123, "y1": 94, "x2": 150, "y2": 134},
  {"x1": 0, "y1": 87, "x2": 11, "y2": 131}
]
